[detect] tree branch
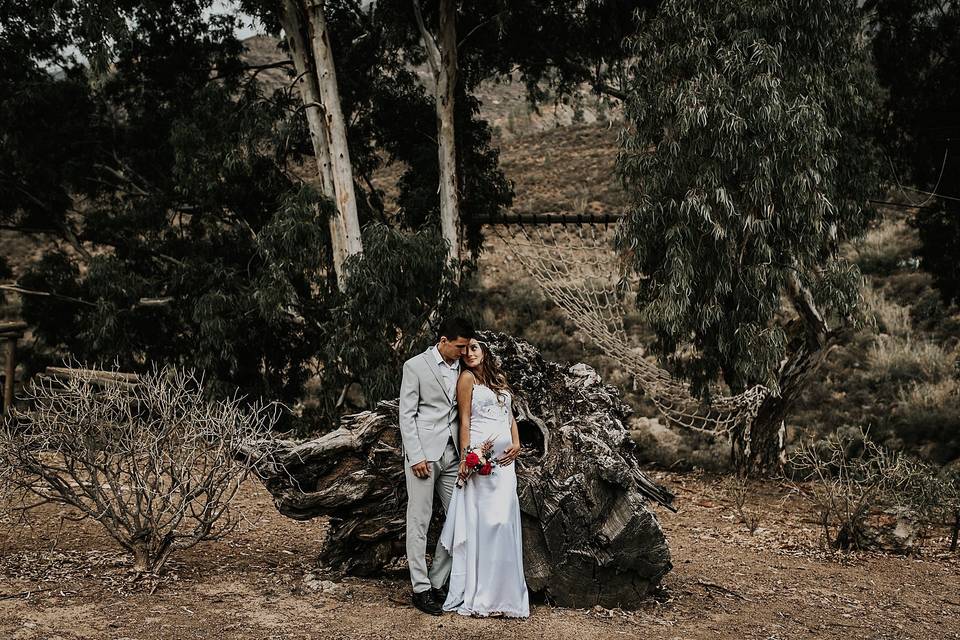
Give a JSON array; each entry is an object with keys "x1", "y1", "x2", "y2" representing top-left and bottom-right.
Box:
[
  {"x1": 540, "y1": 54, "x2": 627, "y2": 101},
  {"x1": 212, "y1": 60, "x2": 293, "y2": 82},
  {"x1": 59, "y1": 219, "x2": 92, "y2": 261},
  {"x1": 412, "y1": 0, "x2": 441, "y2": 75},
  {"x1": 785, "y1": 273, "x2": 830, "y2": 345},
  {"x1": 0, "y1": 283, "x2": 174, "y2": 310},
  {"x1": 457, "y1": 10, "x2": 508, "y2": 49},
  {"x1": 0, "y1": 284, "x2": 97, "y2": 307}
]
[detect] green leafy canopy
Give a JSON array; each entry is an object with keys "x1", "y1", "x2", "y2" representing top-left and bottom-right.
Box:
[{"x1": 617, "y1": 0, "x2": 882, "y2": 396}]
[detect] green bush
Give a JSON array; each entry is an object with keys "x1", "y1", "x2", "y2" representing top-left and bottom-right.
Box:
[
  {"x1": 309, "y1": 224, "x2": 459, "y2": 429},
  {"x1": 3, "y1": 5, "x2": 496, "y2": 436}
]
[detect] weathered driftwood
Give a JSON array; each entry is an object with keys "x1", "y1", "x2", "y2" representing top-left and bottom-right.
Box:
[{"x1": 251, "y1": 332, "x2": 674, "y2": 608}]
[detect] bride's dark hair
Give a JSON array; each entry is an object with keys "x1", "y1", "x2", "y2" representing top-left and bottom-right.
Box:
[{"x1": 467, "y1": 341, "x2": 514, "y2": 400}]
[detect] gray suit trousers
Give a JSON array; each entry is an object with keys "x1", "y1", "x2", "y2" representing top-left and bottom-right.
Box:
[{"x1": 405, "y1": 439, "x2": 459, "y2": 593}]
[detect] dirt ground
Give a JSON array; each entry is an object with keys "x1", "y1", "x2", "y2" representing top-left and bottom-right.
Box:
[{"x1": 1, "y1": 471, "x2": 958, "y2": 640}]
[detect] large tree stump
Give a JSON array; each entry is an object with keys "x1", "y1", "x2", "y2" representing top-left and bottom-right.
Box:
[{"x1": 251, "y1": 332, "x2": 674, "y2": 608}]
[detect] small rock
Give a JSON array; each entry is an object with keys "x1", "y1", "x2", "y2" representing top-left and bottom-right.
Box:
[
  {"x1": 863, "y1": 506, "x2": 921, "y2": 554},
  {"x1": 304, "y1": 576, "x2": 343, "y2": 595}
]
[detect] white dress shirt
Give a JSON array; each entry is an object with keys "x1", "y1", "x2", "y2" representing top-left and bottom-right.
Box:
[{"x1": 433, "y1": 345, "x2": 460, "y2": 401}]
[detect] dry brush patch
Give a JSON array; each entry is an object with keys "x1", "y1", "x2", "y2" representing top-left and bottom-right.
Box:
[
  {"x1": 0, "y1": 365, "x2": 279, "y2": 574},
  {"x1": 789, "y1": 426, "x2": 960, "y2": 554},
  {"x1": 1, "y1": 470, "x2": 958, "y2": 640}
]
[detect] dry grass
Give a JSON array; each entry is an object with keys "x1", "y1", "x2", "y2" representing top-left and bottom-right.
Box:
[
  {"x1": 861, "y1": 283, "x2": 913, "y2": 337},
  {"x1": 899, "y1": 378, "x2": 960, "y2": 409},
  {"x1": 473, "y1": 72, "x2": 621, "y2": 142},
  {"x1": 866, "y1": 335, "x2": 957, "y2": 385},
  {"x1": 498, "y1": 123, "x2": 628, "y2": 217},
  {"x1": 850, "y1": 217, "x2": 921, "y2": 276},
  {"x1": 892, "y1": 378, "x2": 960, "y2": 454}
]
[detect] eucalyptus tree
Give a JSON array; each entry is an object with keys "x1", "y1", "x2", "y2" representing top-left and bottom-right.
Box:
[
  {"x1": 238, "y1": 0, "x2": 363, "y2": 287},
  {"x1": 1, "y1": 0, "x2": 491, "y2": 427},
  {"x1": 411, "y1": 0, "x2": 460, "y2": 270},
  {"x1": 2, "y1": 2, "x2": 340, "y2": 411},
  {"x1": 617, "y1": 0, "x2": 882, "y2": 473},
  {"x1": 400, "y1": 0, "x2": 649, "y2": 267}
]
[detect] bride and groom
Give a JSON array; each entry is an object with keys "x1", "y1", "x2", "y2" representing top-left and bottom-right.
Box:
[{"x1": 398, "y1": 317, "x2": 529, "y2": 618}]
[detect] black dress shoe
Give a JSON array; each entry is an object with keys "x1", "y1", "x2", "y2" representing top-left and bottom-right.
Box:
[
  {"x1": 412, "y1": 590, "x2": 443, "y2": 616},
  {"x1": 431, "y1": 586, "x2": 448, "y2": 604}
]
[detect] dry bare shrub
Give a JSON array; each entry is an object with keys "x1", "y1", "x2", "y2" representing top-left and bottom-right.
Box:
[
  {"x1": 789, "y1": 426, "x2": 910, "y2": 551},
  {"x1": 726, "y1": 474, "x2": 761, "y2": 534},
  {"x1": 0, "y1": 365, "x2": 279, "y2": 573}
]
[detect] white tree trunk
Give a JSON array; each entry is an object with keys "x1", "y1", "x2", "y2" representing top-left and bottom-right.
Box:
[
  {"x1": 436, "y1": 0, "x2": 460, "y2": 270},
  {"x1": 413, "y1": 0, "x2": 461, "y2": 273},
  {"x1": 280, "y1": 0, "x2": 361, "y2": 289},
  {"x1": 307, "y1": 2, "x2": 363, "y2": 267}
]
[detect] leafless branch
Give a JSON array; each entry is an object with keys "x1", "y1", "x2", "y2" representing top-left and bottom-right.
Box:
[
  {"x1": 0, "y1": 364, "x2": 281, "y2": 573},
  {"x1": 0, "y1": 284, "x2": 97, "y2": 307}
]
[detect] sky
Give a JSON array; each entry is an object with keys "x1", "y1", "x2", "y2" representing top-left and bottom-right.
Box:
[{"x1": 208, "y1": 0, "x2": 265, "y2": 39}]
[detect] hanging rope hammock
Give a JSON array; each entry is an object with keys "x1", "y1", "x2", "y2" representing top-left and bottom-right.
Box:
[{"x1": 479, "y1": 213, "x2": 770, "y2": 436}]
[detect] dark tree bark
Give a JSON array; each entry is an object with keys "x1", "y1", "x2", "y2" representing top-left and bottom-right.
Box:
[
  {"x1": 732, "y1": 330, "x2": 834, "y2": 475},
  {"x1": 249, "y1": 332, "x2": 674, "y2": 608},
  {"x1": 731, "y1": 275, "x2": 844, "y2": 476}
]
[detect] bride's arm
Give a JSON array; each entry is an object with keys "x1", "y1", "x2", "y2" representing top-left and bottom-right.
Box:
[
  {"x1": 499, "y1": 414, "x2": 522, "y2": 466},
  {"x1": 456, "y1": 371, "x2": 475, "y2": 452},
  {"x1": 456, "y1": 371, "x2": 475, "y2": 479}
]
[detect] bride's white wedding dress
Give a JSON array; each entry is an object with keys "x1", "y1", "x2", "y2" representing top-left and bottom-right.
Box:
[{"x1": 439, "y1": 383, "x2": 529, "y2": 618}]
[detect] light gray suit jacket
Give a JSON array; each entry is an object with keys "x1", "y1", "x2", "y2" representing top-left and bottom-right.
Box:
[{"x1": 398, "y1": 348, "x2": 460, "y2": 466}]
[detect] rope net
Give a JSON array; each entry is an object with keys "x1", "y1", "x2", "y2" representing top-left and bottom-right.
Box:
[{"x1": 490, "y1": 221, "x2": 769, "y2": 436}]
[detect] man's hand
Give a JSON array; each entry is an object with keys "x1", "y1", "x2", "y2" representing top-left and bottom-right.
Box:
[
  {"x1": 498, "y1": 443, "x2": 521, "y2": 466},
  {"x1": 411, "y1": 460, "x2": 431, "y2": 479}
]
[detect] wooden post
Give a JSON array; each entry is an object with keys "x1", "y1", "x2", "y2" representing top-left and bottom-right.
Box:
[{"x1": 0, "y1": 321, "x2": 27, "y2": 414}]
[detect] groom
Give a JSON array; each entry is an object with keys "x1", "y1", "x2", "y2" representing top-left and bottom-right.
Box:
[{"x1": 398, "y1": 317, "x2": 474, "y2": 616}]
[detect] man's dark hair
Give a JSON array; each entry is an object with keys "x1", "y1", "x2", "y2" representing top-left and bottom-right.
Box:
[{"x1": 437, "y1": 316, "x2": 475, "y2": 341}]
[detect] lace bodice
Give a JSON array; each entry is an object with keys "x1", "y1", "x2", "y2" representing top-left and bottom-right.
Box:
[
  {"x1": 469, "y1": 383, "x2": 513, "y2": 451},
  {"x1": 470, "y1": 383, "x2": 512, "y2": 422}
]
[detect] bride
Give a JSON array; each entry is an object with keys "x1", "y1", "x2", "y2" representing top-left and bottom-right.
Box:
[{"x1": 438, "y1": 338, "x2": 530, "y2": 618}]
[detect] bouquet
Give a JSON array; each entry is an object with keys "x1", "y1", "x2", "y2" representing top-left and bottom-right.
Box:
[{"x1": 457, "y1": 438, "x2": 497, "y2": 487}]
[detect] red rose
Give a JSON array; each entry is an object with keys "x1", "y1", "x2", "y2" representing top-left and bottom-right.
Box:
[
  {"x1": 478, "y1": 461, "x2": 493, "y2": 476},
  {"x1": 465, "y1": 451, "x2": 480, "y2": 468}
]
